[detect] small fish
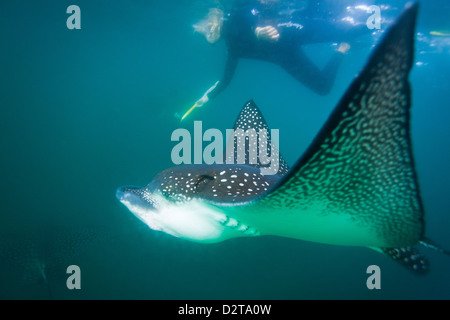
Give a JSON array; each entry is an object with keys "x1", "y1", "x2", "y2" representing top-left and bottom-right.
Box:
[{"x1": 117, "y1": 3, "x2": 449, "y2": 274}]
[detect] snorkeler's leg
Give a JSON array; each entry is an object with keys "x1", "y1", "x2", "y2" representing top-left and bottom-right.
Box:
[{"x1": 282, "y1": 48, "x2": 344, "y2": 96}]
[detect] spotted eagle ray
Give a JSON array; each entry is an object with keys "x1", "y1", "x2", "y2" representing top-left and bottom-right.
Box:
[{"x1": 116, "y1": 3, "x2": 449, "y2": 274}]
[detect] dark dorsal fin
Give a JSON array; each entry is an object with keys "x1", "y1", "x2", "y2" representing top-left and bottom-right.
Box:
[
  {"x1": 257, "y1": 3, "x2": 424, "y2": 248},
  {"x1": 224, "y1": 100, "x2": 289, "y2": 176}
]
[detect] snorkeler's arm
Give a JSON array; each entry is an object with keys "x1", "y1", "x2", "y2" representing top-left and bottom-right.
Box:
[
  {"x1": 207, "y1": 54, "x2": 239, "y2": 100},
  {"x1": 180, "y1": 54, "x2": 238, "y2": 121}
]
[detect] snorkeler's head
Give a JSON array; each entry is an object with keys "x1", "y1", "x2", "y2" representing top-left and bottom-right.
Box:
[{"x1": 193, "y1": 8, "x2": 224, "y2": 44}]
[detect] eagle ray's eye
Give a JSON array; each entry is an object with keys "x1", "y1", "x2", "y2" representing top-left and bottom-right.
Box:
[{"x1": 194, "y1": 174, "x2": 215, "y2": 193}]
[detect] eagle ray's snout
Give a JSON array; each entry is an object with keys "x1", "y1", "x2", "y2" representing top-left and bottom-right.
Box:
[
  {"x1": 115, "y1": 185, "x2": 139, "y2": 201},
  {"x1": 115, "y1": 185, "x2": 157, "y2": 210}
]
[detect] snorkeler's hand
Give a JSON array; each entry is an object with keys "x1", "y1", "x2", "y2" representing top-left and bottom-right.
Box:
[
  {"x1": 195, "y1": 94, "x2": 209, "y2": 108},
  {"x1": 180, "y1": 81, "x2": 219, "y2": 121},
  {"x1": 337, "y1": 42, "x2": 351, "y2": 54},
  {"x1": 255, "y1": 26, "x2": 280, "y2": 42},
  {"x1": 180, "y1": 96, "x2": 209, "y2": 121}
]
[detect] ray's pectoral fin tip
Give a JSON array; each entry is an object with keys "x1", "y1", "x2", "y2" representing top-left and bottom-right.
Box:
[{"x1": 117, "y1": 2, "x2": 449, "y2": 275}]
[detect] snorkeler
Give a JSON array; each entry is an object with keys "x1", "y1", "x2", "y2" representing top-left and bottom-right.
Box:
[{"x1": 181, "y1": 0, "x2": 366, "y2": 120}]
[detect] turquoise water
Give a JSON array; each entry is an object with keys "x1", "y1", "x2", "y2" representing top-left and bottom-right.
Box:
[{"x1": 1, "y1": 0, "x2": 449, "y2": 299}]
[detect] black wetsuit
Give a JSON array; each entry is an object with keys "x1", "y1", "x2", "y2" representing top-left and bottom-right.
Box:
[{"x1": 209, "y1": 1, "x2": 366, "y2": 99}]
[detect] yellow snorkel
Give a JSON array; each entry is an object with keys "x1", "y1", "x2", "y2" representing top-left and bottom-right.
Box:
[
  {"x1": 181, "y1": 104, "x2": 199, "y2": 122},
  {"x1": 430, "y1": 30, "x2": 450, "y2": 37},
  {"x1": 181, "y1": 81, "x2": 219, "y2": 121}
]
